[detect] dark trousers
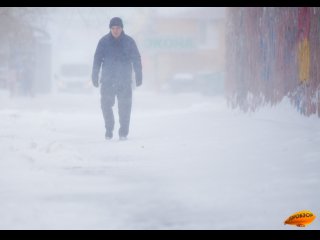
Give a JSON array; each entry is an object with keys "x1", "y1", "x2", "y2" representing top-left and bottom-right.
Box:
[{"x1": 100, "y1": 83, "x2": 132, "y2": 137}]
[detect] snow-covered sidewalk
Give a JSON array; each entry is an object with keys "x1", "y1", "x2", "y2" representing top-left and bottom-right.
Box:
[{"x1": 0, "y1": 90, "x2": 319, "y2": 229}]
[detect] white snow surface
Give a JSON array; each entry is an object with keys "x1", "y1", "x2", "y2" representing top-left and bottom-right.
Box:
[{"x1": 0, "y1": 89, "x2": 319, "y2": 230}]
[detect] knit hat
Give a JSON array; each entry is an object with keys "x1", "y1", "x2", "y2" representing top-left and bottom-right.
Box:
[{"x1": 109, "y1": 17, "x2": 123, "y2": 28}]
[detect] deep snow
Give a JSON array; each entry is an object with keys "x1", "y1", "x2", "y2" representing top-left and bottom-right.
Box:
[{"x1": 0, "y1": 89, "x2": 319, "y2": 229}]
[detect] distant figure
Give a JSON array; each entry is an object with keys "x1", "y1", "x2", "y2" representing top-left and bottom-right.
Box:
[
  {"x1": 92, "y1": 17, "x2": 142, "y2": 141},
  {"x1": 21, "y1": 56, "x2": 35, "y2": 97},
  {"x1": 7, "y1": 69, "x2": 18, "y2": 98}
]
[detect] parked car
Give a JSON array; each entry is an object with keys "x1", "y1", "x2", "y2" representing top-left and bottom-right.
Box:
[
  {"x1": 168, "y1": 73, "x2": 196, "y2": 93},
  {"x1": 195, "y1": 71, "x2": 224, "y2": 96},
  {"x1": 166, "y1": 71, "x2": 224, "y2": 96},
  {"x1": 55, "y1": 63, "x2": 92, "y2": 93}
]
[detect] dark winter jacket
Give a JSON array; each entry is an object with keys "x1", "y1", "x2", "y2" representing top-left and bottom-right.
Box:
[{"x1": 92, "y1": 31, "x2": 142, "y2": 88}]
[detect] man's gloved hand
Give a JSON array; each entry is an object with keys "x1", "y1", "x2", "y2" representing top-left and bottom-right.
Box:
[
  {"x1": 92, "y1": 78, "x2": 99, "y2": 88},
  {"x1": 136, "y1": 78, "x2": 142, "y2": 87}
]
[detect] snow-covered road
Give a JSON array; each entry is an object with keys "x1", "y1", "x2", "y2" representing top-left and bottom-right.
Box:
[{"x1": 0, "y1": 90, "x2": 319, "y2": 229}]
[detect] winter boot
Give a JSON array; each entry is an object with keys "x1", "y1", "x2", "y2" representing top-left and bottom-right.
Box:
[
  {"x1": 119, "y1": 136, "x2": 127, "y2": 141},
  {"x1": 105, "y1": 131, "x2": 113, "y2": 140}
]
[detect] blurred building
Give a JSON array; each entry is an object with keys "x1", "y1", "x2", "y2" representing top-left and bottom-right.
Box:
[
  {"x1": 0, "y1": 8, "x2": 52, "y2": 96},
  {"x1": 140, "y1": 7, "x2": 226, "y2": 91},
  {"x1": 0, "y1": 26, "x2": 51, "y2": 96}
]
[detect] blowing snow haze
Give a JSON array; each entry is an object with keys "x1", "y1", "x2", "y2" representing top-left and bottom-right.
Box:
[{"x1": 0, "y1": 7, "x2": 319, "y2": 230}]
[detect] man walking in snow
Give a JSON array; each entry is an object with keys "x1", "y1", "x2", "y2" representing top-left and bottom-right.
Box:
[{"x1": 92, "y1": 17, "x2": 142, "y2": 141}]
